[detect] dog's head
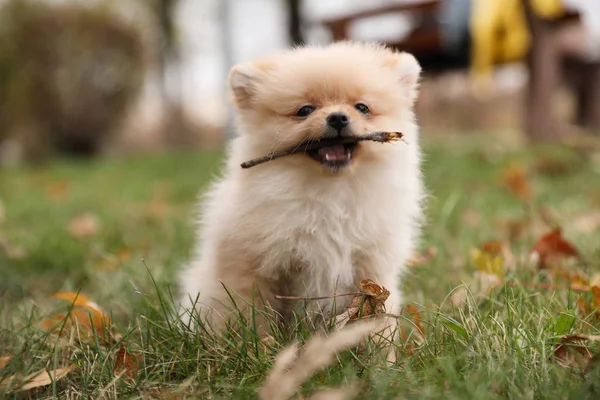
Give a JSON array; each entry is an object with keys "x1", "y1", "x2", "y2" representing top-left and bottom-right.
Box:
[{"x1": 228, "y1": 41, "x2": 421, "y2": 173}]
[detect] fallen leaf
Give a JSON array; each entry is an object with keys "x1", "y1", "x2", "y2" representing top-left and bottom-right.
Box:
[
  {"x1": 45, "y1": 181, "x2": 69, "y2": 201},
  {"x1": 554, "y1": 334, "x2": 600, "y2": 368},
  {"x1": 98, "y1": 247, "x2": 133, "y2": 271},
  {"x1": 0, "y1": 364, "x2": 75, "y2": 392},
  {"x1": 578, "y1": 285, "x2": 600, "y2": 318},
  {"x1": 0, "y1": 356, "x2": 12, "y2": 369},
  {"x1": 407, "y1": 246, "x2": 437, "y2": 267},
  {"x1": 503, "y1": 163, "x2": 532, "y2": 201},
  {"x1": 471, "y1": 246, "x2": 504, "y2": 278},
  {"x1": 42, "y1": 292, "x2": 112, "y2": 344},
  {"x1": 530, "y1": 228, "x2": 579, "y2": 269},
  {"x1": 114, "y1": 343, "x2": 141, "y2": 381},
  {"x1": 405, "y1": 304, "x2": 425, "y2": 336},
  {"x1": 335, "y1": 280, "x2": 390, "y2": 330},
  {"x1": 67, "y1": 213, "x2": 100, "y2": 240}
]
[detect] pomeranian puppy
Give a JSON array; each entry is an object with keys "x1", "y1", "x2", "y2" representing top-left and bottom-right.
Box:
[{"x1": 179, "y1": 41, "x2": 424, "y2": 342}]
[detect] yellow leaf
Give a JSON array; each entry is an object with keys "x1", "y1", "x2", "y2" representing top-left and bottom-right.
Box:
[
  {"x1": 471, "y1": 248, "x2": 504, "y2": 278},
  {"x1": 0, "y1": 364, "x2": 75, "y2": 392}
]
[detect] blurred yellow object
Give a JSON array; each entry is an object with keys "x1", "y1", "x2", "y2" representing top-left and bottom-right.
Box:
[
  {"x1": 469, "y1": 0, "x2": 566, "y2": 93},
  {"x1": 531, "y1": 0, "x2": 565, "y2": 19}
]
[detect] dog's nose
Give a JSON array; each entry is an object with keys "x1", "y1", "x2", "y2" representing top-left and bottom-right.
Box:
[{"x1": 326, "y1": 112, "x2": 350, "y2": 131}]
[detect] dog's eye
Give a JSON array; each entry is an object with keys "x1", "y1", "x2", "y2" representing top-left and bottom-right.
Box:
[
  {"x1": 296, "y1": 105, "x2": 316, "y2": 117},
  {"x1": 355, "y1": 103, "x2": 370, "y2": 114}
]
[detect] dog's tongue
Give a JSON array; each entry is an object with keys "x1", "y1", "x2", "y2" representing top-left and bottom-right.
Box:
[{"x1": 317, "y1": 144, "x2": 346, "y2": 161}]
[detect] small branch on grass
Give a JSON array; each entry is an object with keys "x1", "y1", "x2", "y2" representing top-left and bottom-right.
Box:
[{"x1": 241, "y1": 131, "x2": 404, "y2": 169}]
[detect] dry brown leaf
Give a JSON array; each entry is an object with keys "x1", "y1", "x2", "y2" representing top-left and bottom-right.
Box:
[
  {"x1": 554, "y1": 334, "x2": 600, "y2": 367},
  {"x1": 0, "y1": 356, "x2": 12, "y2": 369},
  {"x1": 334, "y1": 280, "x2": 390, "y2": 330},
  {"x1": 502, "y1": 163, "x2": 532, "y2": 201},
  {"x1": 0, "y1": 364, "x2": 75, "y2": 392},
  {"x1": 530, "y1": 228, "x2": 579, "y2": 269},
  {"x1": 114, "y1": 343, "x2": 141, "y2": 381},
  {"x1": 67, "y1": 213, "x2": 100, "y2": 240}
]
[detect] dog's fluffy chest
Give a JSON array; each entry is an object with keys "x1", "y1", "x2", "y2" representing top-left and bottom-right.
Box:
[{"x1": 238, "y1": 172, "x2": 402, "y2": 293}]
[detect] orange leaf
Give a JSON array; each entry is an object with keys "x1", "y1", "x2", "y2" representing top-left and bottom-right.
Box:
[
  {"x1": 481, "y1": 241, "x2": 503, "y2": 256},
  {"x1": 593, "y1": 286, "x2": 600, "y2": 309},
  {"x1": 503, "y1": 163, "x2": 532, "y2": 201},
  {"x1": 405, "y1": 304, "x2": 425, "y2": 335},
  {"x1": 42, "y1": 293, "x2": 112, "y2": 343},
  {"x1": 51, "y1": 292, "x2": 94, "y2": 307},
  {"x1": 114, "y1": 343, "x2": 141, "y2": 381},
  {"x1": 531, "y1": 228, "x2": 579, "y2": 269}
]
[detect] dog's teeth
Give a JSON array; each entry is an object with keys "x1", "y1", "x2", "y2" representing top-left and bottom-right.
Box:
[
  {"x1": 325, "y1": 154, "x2": 331, "y2": 161},
  {"x1": 346, "y1": 153, "x2": 351, "y2": 160}
]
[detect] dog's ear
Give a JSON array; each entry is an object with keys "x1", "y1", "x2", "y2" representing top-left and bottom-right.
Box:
[
  {"x1": 228, "y1": 61, "x2": 273, "y2": 108},
  {"x1": 382, "y1": 51, "x2": 422, "y2": 103}
]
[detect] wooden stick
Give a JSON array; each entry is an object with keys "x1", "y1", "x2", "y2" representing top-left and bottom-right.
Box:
[
  {"x1": 274, "y1": 292, "x2": 362, "y2": 301},
  {"x1": 240, "y1": 131, "x2": 404, "y2": 169}
]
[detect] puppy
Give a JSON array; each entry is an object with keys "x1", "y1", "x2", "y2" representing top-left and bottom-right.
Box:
[{"x1": 179, "y1": 41, "x2": 424, "y2": 345}]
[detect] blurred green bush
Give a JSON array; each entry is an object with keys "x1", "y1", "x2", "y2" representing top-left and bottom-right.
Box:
[{"x1": 0, "y1": 0, "x2": 146, "y2": 161}]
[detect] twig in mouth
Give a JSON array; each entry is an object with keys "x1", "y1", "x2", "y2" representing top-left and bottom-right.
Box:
[
  {"x1": 274, "y1": 292, "x2": 363, "y2": 301},
  {"x1": 240, "y1": 131, "x2": 404, "y2": 169}
]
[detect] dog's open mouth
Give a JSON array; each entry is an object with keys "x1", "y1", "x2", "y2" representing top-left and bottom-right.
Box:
[{"x1": 307, "y1": 141, "x2": 357, "y2": 169}]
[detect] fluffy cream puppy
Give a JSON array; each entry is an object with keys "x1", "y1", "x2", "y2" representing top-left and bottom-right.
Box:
[{"x1": 179, "y1": 41, "x2": 424, "y2": 338}]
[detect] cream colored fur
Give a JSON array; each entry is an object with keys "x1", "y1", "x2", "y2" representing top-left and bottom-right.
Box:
[{"x1": 179, "y1": 42, "x2": 425, "y2": 340}]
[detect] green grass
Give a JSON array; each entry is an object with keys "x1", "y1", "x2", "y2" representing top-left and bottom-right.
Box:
[{"x1": 1, "y1": 132, "x2": 600, "y2": 399}]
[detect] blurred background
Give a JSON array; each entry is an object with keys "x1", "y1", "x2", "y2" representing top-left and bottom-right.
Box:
[
  {"x1": 0, "y1": 0, "x2": 599, "y2": 163},
  {"x1": 2, "y1": 2, "x2": 600, "y2": 396},
  {"x1": 1, "y1": 0, "x2": 600, "y2": 314}
]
